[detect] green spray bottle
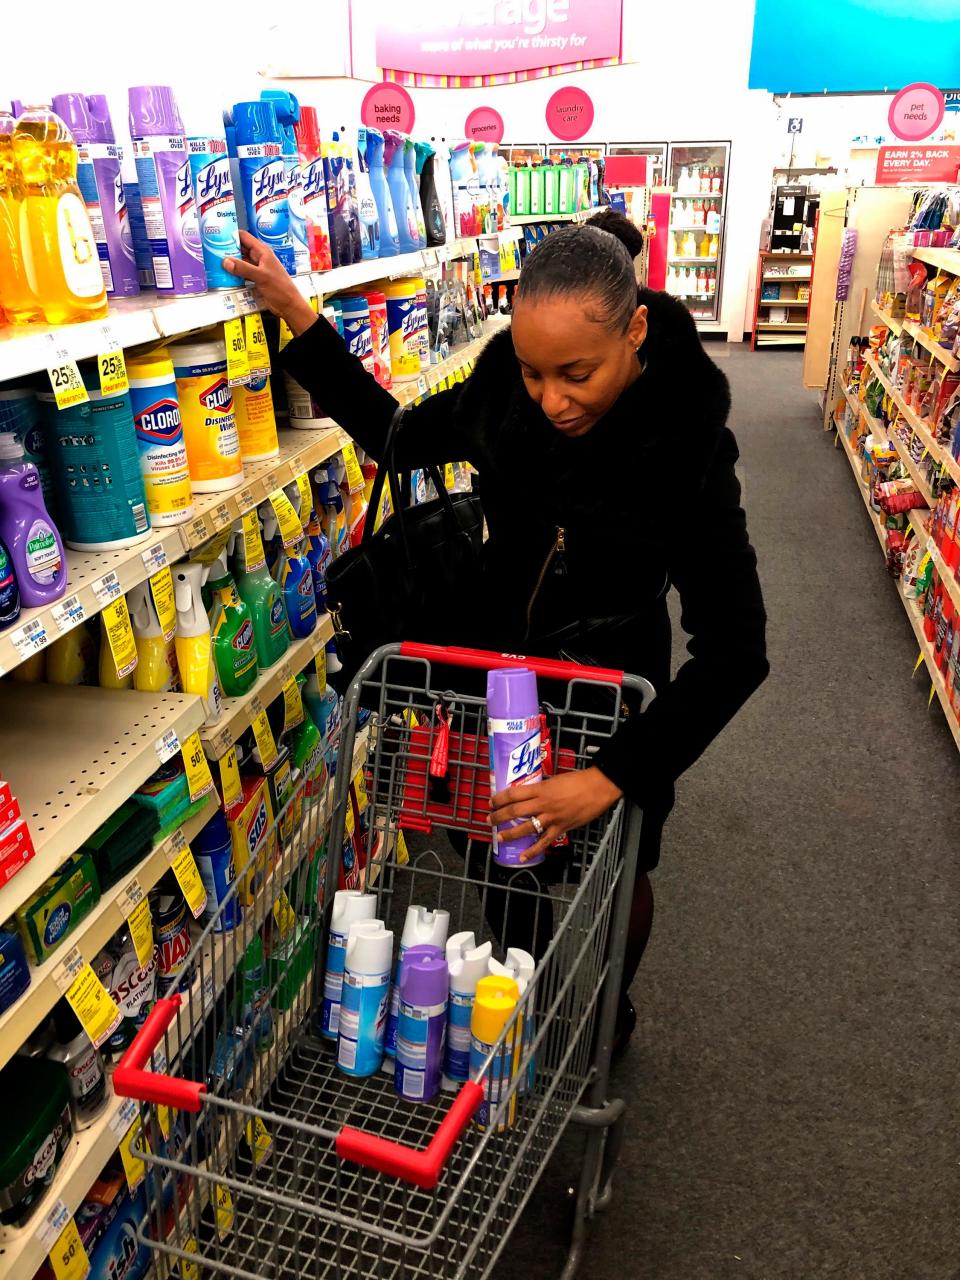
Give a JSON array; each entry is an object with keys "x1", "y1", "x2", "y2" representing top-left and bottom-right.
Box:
[
  {"x1": 206, "y1": 544, "x2": 259, "y2": 697},
  {"x1": 230, "y1": 513, "x2": 290, "y2": 669}
]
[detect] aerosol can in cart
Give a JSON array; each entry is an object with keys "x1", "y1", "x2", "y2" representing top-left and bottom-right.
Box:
[{"x1": 487, "y1": 667, "x2": 544, "y2": 866}]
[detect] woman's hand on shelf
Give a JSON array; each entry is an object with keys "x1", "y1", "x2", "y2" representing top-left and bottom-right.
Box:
[
  {"x1": 490, "y1": 766, "x2": 623, "y2": 862},
  {"x1": 222, "y1": 231, "x2": 318, "y2": 336}
]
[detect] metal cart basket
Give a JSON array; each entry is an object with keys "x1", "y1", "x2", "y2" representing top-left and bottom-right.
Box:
[{"x1": 115, "y1": 642, "x2": 654, "y2": 1280}]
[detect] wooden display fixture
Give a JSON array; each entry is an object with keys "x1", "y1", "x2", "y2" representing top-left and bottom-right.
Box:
[{"x1": 751, "y1": 251, "x2": 812, "y2": 350}]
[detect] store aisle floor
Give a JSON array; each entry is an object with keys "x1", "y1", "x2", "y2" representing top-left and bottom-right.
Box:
[{"x1": 500, "y1": 347, "x2": 960, "y2": 1280}]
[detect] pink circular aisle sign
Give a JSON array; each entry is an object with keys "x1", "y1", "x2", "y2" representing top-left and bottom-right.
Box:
[
  {"x1": 888, "y1": 83, "x2": 945, "y2": 142},
  {"x1": 546, "y1": 86, "x2": 594, "y2": 142},
  {"x1": 465, "y1": 106, "x2": 505, "y2": 144},
  {"x1": 360, "y1": 82, "x2": 416, "y2": 134}
]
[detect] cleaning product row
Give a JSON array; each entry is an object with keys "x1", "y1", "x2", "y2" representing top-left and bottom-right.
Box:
[{"x1": 508, "y1": 155, "x2": 601, "y2": 220}]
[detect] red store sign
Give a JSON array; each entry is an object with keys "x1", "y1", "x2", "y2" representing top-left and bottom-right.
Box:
[{"x1": 876, "y1": 145, "x2": 960, "y2": 184}]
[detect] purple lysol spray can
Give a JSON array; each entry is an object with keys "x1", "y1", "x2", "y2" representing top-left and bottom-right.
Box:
[
  {"x1": 51, "y1": 94, "x2": 140, "y2": 298},
  {"x1": 487, "y1": 667, "x2": 544, "y2": 867},
  {"x1": 394, "y1": 944, "x2": 447, "y2": 1103},
  {"x1": 128, "y1": 85, "x2": 207, "y2": 295}
]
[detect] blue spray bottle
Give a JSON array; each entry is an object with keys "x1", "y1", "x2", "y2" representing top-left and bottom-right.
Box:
[
  {"x1": 259, "y1": 90, "x2": 310, "y2": 276},
  {"x1": 261, "y1": 501, "x2": 316, "y2": 639},
  {"x1": 365, "y1": 127, "x2": 399, "y2": 259},
  {"x1": 229, "y1": 100, "x2": 295, "y2": 276},
  {"x1": 383, "y1": 131, "x2": 419, "y2": 253},
  {"x1": 337, "y1": 920, "x2": 393, "y2": 1076},
  {"x1": 354, "y1": 127, "x2": 380, "y2": 260}
]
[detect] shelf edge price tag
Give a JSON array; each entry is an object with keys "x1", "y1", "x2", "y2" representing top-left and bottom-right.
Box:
[
  {"x1": 244, "y1": 311, "x2": 270, "y2": 375},
  {"x1": 63, "y1": 960, "x2": 123, "y2": 1048},
  {"x1": 294, "y1": 470, "x2": 313, "y2": 520},
  {"x1": 149, "y1": 564, "x2": 177, "y2": 642},
  {"x1": 268, "y1": 488, "x2": 304, "y2": 549},
  {"x1": 181, "y1": 730, "x2": 215, "y2": 803},
  {"x1": 240, "y1": 509, "x2": 266, "y2": 572},
  {"x1": 224, "y1": 317, "x2": 250, "y2": 385},
  {"x1": 118, "y1": 878, "x2": 155, "y2": 969},
  {"x1": 250, "y1": 695, "x2": 279, "y2": 769},
  {"x1": 282, "y1": 675, "x2": 304, "y2": 731},
  {"x1": 9, "y1": 618, "x2": 47, "y2": 660},
  {"x1": 340, "y1": 442, "x2": 365, "y2": 494},
  {"x1": 245, "y1": 1116, "x2": 273, "y2": 1165},
  {"x1": 155, "y1": 726, "x2": 181, "y2": 764},
  {"x1": 46, "y1": 340, "x2": 89, "y2": 411},
  {"x1": 219, "y1": 746, "x2": 242, "y2": 808},
  {"x1": 101, "y1": 595, "x2": 138, "y2": 680},
  {"x1": 51, "y1": 594, "x2": 85, "y2": 635},
  {"x1": 214, "y1": 1183, "x2": 235, "y2": 1241},
  {"x1": 47, "y1": 1216, "x2": 90, "y2": 1280},
  {"x1": 91, "y1": 571, "x2": 121, "y2": 606},
  {"x1": 97, "y1": 346, "x2": 128, "y2": 397},
  {"x1": 118, "y1": 1114, "x2": 147, "y2": 1192},
  {"x1": 168, "y1": 842, "x2": 208, "y2": 918}
]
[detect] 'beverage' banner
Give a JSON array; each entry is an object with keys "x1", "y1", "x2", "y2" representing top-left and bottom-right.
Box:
[{"x1": 373, "y1": 0, "x2": 623, "y2": 87}]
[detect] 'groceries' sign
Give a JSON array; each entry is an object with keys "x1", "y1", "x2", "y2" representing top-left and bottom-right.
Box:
[{"x1": 375, "y1": 0, "x2": 622, "y2": 78}]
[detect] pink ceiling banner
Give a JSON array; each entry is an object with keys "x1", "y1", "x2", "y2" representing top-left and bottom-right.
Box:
[{"x1": 373, "y1": 0, "x2": 623, "y2": 87}]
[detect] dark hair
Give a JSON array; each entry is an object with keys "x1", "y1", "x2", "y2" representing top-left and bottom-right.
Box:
[
  {"x1": 586, "y1": 207, "x2": 645, "y2": 258},
  {"x1": 515, "y1": 224, "x2": 638, "y2": 333}
]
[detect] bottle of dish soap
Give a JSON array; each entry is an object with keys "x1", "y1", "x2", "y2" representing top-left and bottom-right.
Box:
[
  {"x1": 0, "y1": 433, "x2": 67, "y2": 607},
  {"x1": 0, "y1": 111, "x2": 41, "y2": 323},
  {"x1": 231, "y1": 515, "x2": 289, "y2": 669},
  {"x1": 174, "y1": 561, "x2": 223, "y2": 725},
  {"x1": 12, "y1": 106, "x2": 108, "y2": 324},
  {"x1": 206, "y1": 547, "x2": 259, "y2": 697}
]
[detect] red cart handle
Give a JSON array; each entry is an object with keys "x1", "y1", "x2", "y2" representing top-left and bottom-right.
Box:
[
  {"x1": 336, "y1": 1081, "x2": 483, "y2": 1189},
  {"x1": 399, "y1": 642, "x2": 623, "y2": 687},
  {"x1": 113, "y1": 995, "x2": 207, "y2": 1113}
]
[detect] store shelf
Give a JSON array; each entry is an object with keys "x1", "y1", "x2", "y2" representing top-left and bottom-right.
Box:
[
  {"x1": 486, "y1": 270, "x2": 521, "y2": 283},
  {"x1": 200, "y1": 613, "x2": 333, "y2": 759},
  {"x1": 669, "y1": 224, "x2": 721, "y2": 232},
  {"x1": 901, "y1": 319, "x2": 960, "y2": 374},
  {"x1": 761, "y1": 251, "x2": 812, "y2": 258},
  {"x1": 886, "y1": 424, "x2": 935, "y2": 508},
  {"x1": 0, "y1": 302, "x2": 163, "y2": 384},
  {"x1": 0, "y1": 685, "x2": 204, "y2": 923},
  {"x1": 0, "y1": 527, "x2": 184, "y2": 680},
  {"x1": 911, "y1": 246, "x2": 960, "y2": 276},
  {"x1": 755, "y1": 322, "x2": 808, "y2": 331},
  {"x1": 870, "y1": 301, "x2": 904, "y2": 336},
  {"x1": 391, "y1": 316, "x2": 510, "y2": 408},
  {"x1": 862, "y1": 353, "x2": 960, "y2": 489},
  {"x1": 668, "y1": 256, "x2": 717, "y2": 265},
  {"x1": 907, "y1": 510, "x2": 960, "y2": 622},
  {"x1": 757, "y1": 299, "x2": 809, "y2": 307},
  {"x1": 899, "y1": 588, "x2": 960, "y2": 751},
  {"x1": 508, "y1": 211, "x2": 592, "y2": 226},
  {"x1": 755, "y1": 334, "x2": 807, "y2": 346},
  {"x1": 762, "y1": 273, "x2": 810, "y2": 282},
  {"x1": 180, "y1": 425, "x2": 350, "y2": 552},
  {"x1": 832, "y1": 413, "x2": 888, "y2": 551},
  {"x1": 0, "y1": 795, "x2": 218, "y2": 1071}
]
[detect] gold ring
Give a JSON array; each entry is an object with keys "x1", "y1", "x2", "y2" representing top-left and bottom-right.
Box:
[{"x1": 531, "y1": 815, "x2": 544, "y2": 836}]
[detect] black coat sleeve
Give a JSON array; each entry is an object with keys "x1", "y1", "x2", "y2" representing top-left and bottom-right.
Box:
[
  {"x1": 278, "y1": 316, "x2": 482, "y2": 469},
  {"x1": 593, "y1": 426, "x2": 769, "y2": 809}
]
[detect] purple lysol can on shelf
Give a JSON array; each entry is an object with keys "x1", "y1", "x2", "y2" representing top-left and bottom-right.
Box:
[
  {"x1": 394, "y1": 944, "x2": 447, "y2": 1103},
  {"x1": 487, "y1": 667, "x2": 544, "y2": 867},
  {"x1": 51, "y1": 93, "x2": 140, "y2": 298},
  {"x1": 128, "y1": 85, "x2": 207, "y2": 295}
]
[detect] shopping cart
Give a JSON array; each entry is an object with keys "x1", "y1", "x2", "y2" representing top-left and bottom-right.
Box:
[{"x1": 114, "y1": 642, "x2": 655, "y2": 1280}]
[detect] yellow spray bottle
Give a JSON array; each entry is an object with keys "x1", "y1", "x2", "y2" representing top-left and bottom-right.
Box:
[
  {"x1": 174, "y1": 561, "x2": 222, "y2": 725},
  {"x1": 128, "y1": 581, "x2": 179, "y2": 692}
]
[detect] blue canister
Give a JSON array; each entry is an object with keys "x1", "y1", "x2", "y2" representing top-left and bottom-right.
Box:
[
  {"x1": 319, "y1": 890, "x2": 377, "y2": 1039},
  {"x1": 230, "y1": 100, "x2": 295, "y2": 277},
  {"x1": 394, "y1": 944, "x2": 447, "y2": 1103},
  {"x1": 0, "y1": 923, "x2": 30, "y2": 1014},
  {"x1": 38, "y1": 366, "x2": 152, "y2": 551},
  {"x1": 338, "y1": 296, "x2": 374, "y2": 379},
  {"x1": 336, "y1": 921, "x2": 393, "y2": 1077},
  {"x1": 0, "y1": 388, "x2": 59, "y2": 520},
  {"x1": 259, "y1": 90, "x2": 310, "y2": 276},
  {"x1": 187, "y1": 135, "x2": 242, "y2": 291},
  {"x1": 193, "y1": 811, "x2": 241, "y2": 933}
]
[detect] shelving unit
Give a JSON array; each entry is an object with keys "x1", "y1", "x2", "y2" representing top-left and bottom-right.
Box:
[
  {"x1": 507, "y1": 211, "x2": 591, "y2": 226},
  {"x1": 751, "y1": 251, "x2": 812, "y2": 350}
]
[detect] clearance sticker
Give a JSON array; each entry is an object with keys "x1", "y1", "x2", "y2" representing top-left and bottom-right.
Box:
[
  {"x1": 47, "y1": 1218, "x2": 89, "y2": 1280},
  {"x1": 250, "y1": 696, "x2": 279, "y2": 769},
  {"x1": 117, "y1": 878, "x2": 155, "y2": 969},
  {"x1": 224, "y1": 317, "x2": 250, "y2": 386},
  {"x1": 241, "y1": 509, "x2": 266, "y2": 572},
  {"x1": 169, "y1": 843, "x2": 208, "y2": 919},
  {"x1": 181, "y1": 731, "x2": 216, "y2": 803},
  {"x1": 97, "y1": 347, "x2": 129, "y2": 397},
  {"x1": 219, "y1": 747, "x2": 242, "y2": 808},
  {"x1": 341, "y1": 442, "x2": 365, "y2": 493},
  {"x1": 101, "y1": 595, "x2": 138, "y2": 680},
  {"x1": 294, "y1": 470, "x2": 313, "y2": 519},
  {"x1": 149, "y1": 565, "x2": 177, "y2": 642},
  {"x1": 268, "y1": 488, "x2": 304, "y2": 549},
  {"x1": 63, "y1": 962, "x2": 122, "y2": 1049},
  {"x1": 282, "y1": 676, "x2": 304, "y2": 731},
  {"x1": 244, "y1": 311, "x2": 270, "y2": 376}
]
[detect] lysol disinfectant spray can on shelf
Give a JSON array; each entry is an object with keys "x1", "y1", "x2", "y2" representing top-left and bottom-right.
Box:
[
  {"x1": 470, "y1": 974, "x2": 520, "y2": 1131},
  {"x1": 230, "y1": 100, "x2": 295, "y2": 277},
  {"x1": 337, "y1": 920, "x2": 393, "y2": 1076},
  {"x1": 259, "y1": 90, "x2": 310, "y2": 276},
  {"x1": 126, "y1": 348, "x2": 194, "y2": 527},
  {"x1": 443, "y1": 931, "x2": 492, "y2": 1090},
  {"x1": 127, "y1": 86, "x2": 206, "y2": 295},
  {"x1": 50, "y1": 93, "x2": 139, "y2": 298},
  {"x1": 487, "y1": 667, "x2": 544, "y2": 867},
  {"x1": 186, "y1": 130, "x2": 242, "y2": 290},
  {"x1": 320, "y1": 890, "x2": 377, "y2": 1039},
  {"x1": 384, "y1": 905, "x2": 449, "y2": 1061},
  {"x1": 489, "y1": 947, "x2": 536, "y2": 1092},
  {"x1": 293, "y1": 106, "x2": 332, "y2": 272},
  {"x1": 395, "y1": 944, "x2": 447, "y2": 1103}
]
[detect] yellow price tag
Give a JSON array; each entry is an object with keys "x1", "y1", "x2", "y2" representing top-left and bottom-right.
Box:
[
  {"x1": 214, "y1": 1184, "x2": 235, "y2": 1241},
  {"x1": 454, "y1": 366, "x2": 466, "y2": 383},
  {"x1": 180, "y1": 1234, "x2": 201, "y2": 1280},
  {"x1": 344, "y1": 798, "x2": 356, "y2": 837},
  {"x1": 169, "y1": 844, "x2": 208, "y2": 919},
  {"x1": 245, "y1": 1116, "x2": 273, "y2": 1165},
  {"x1": 97, "y1": 348, "x2": 128, "y2": 397},
  {"x1": 149, "y1": 565, "x2": 177, "y2": 642},
  {"x1": 224, "y1": 317, "x2": 250, "y2": 385},
  {"x1": 46, "y1": 353, "x2": 89, "y2": 411},
  {"x1": 118, "y1": 1116, "x2": 146, "y2": 1191},
  {"x1": 268, "y1": 488, "x2": 304, "y2": 549},
  {"x1": 181, "y1": 731, "x2": 215, "y2": 803},
  {"x1": 219, "y1": 747, "x2": 242, "y2": 808},
  {"x1": 443, "y1": 463, "x2": 456, "y2": 492},
  {"x1": 101, "y1": 595, "x2": 138, "y2": 680},
  {"x1": 315, "y1": 646, "x2": 327, "y2": 692},
  {"x1": 64, "y1": 962, "x2": 122, "y2": 1049},
  {"x1": 272, "y1": 890, "x2": 297, "y2": 938},
  {"x1": 126, "y1": 896, "x2": 155, "y2": 969},
  {"x1": 250, "y1": 696, "x2": 279, "y2": 768},
  {"x1": 282, "y1": 677, "x2": 304, "y2": 731},
  {"x1": 294, "y1": 470, "x2": 313, "y2": 519},
  {"x1": 156, "y1": 1104, "x2": 171, "y2": 1141},
  {"x1": 396, "y1": 829, "x2": 410, "y2": 865},
  {"x1": 240, "y1": 509, "x2": 266, "y2": 572},
  {"x1": 244, "y1": 311, "x2": 270, "y2": 375},
  {"x1": 47, "y1": 1217, "x2": 90, "y2": 1280},
  {"x1": 341, "y1": 442, "x2": 365, "y2": 493},
  {"x1": 352, "y1": 766, "x2": 368, "y2": 811},
  {"x1": 278, "y1": 317, "x2": 294, "y2": 349}
]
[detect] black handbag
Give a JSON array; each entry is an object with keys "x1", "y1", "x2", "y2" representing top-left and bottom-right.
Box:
[{"x1": 324, "y1": 407, "x2": 484, "y2": 687}]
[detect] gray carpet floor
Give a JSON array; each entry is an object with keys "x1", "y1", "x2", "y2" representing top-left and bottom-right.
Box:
[{"x1": 495, "y1": 346, "x2": 960, "y2": 1279}]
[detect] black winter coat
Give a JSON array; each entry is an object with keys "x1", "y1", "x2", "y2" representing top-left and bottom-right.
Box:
[{"x1": 280, "y1": 289, "x2": 769, "y2": 868}]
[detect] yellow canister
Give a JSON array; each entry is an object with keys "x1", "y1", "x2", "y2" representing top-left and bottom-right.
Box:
[
  {"x1": 234, "y1": 373, "x2": 280, "y2": 462},
  {"x1": 126, "y1": 347, "x2": 195, "y2": 527},
  {"x1": 382, "y1": 280, "x2": 421, "y2": 383},
  {"x1": 169, "y1": 334, "x2": 245, "y2": 493}
]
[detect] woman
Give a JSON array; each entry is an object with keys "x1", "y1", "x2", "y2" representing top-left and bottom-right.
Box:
[{"x1": 223, "y1": 215, "x2": 768, "y2": 1043}]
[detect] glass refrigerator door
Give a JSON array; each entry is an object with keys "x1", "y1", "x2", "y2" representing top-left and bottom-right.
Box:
[{"x1": 665, "y1": 141, "x2": 730, "y2": 323}]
